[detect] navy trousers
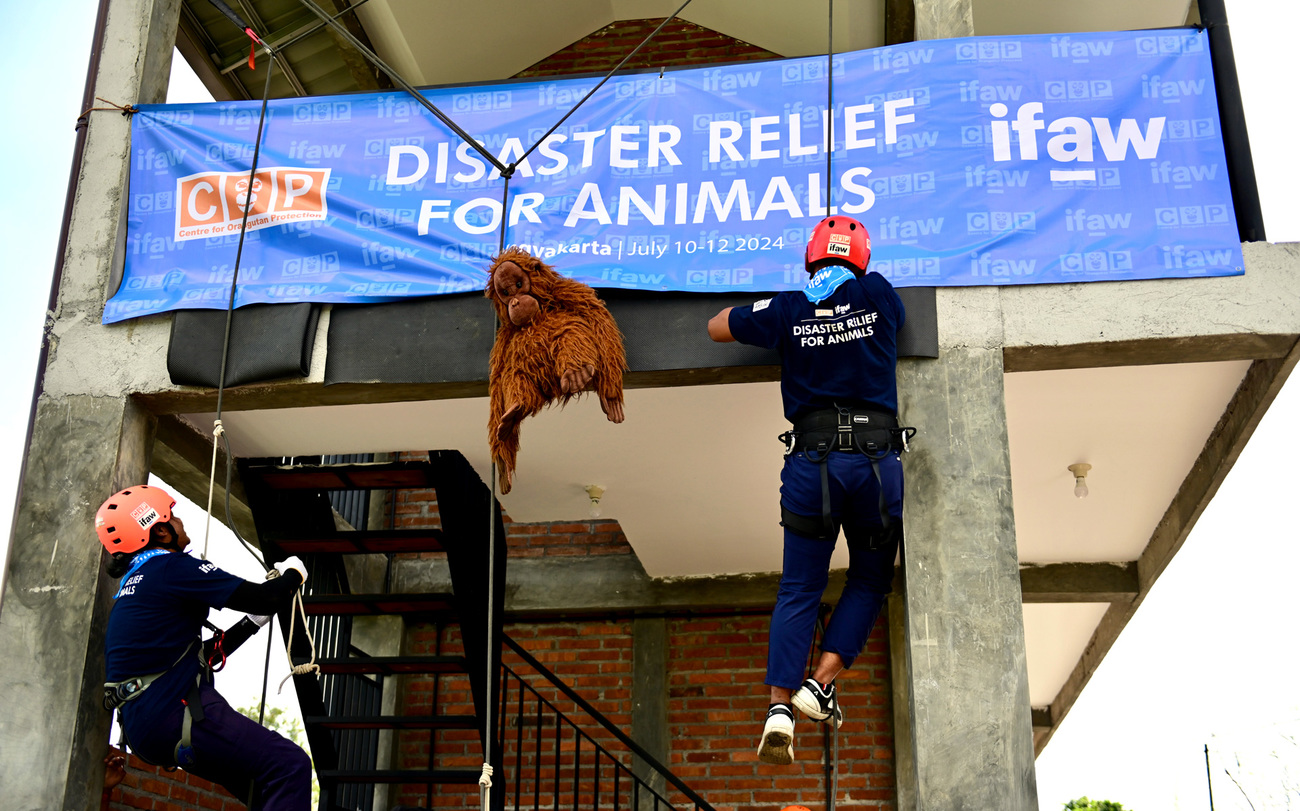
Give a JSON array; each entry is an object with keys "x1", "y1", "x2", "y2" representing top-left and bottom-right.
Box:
[
  {"x1": 124, "y1": 681, "x2": 312, "y2": 810},
  {"x1": 766, "y1": 450, "x2": 904, "y2": 689}
]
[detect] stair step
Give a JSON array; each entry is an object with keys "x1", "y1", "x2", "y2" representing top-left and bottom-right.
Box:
[
  {"x1": 306, "y1": 714, "x2": 479, "y2": 731},
  {"x1": 320, "y1": 768, "x2": 480, "y2": 785},
  {"x1": 276, "y1": 529, "x2": 445, "y2": 555},
  {"x1": 302, "y1": 593, "x2": 455, "y2": 616},
  {"x1": 315, "y1": 655, "x2": 466, "y2": 676},
  {"x1": 246, "y1": 462, "x2": 438, "y2": 491}
]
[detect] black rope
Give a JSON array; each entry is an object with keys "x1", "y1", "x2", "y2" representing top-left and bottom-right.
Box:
[
  {"x1": 292, "y1": 0, "x2": 506, "y2": 173},
  {"x1": 515, "y1": 0, "x2": 693, "y2": 167},
  {"x1": 826, "y1": 0, "x2": 834, "y2": 214},
  {"x1": 207, "y1": 41, "x2": 276, "y2": 571},
  {"x1": 481, "y1": 171, "x2": 511, "y2": 811}
]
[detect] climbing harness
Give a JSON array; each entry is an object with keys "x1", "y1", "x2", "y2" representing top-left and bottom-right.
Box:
[{"x1": 778, "y1": 404, "x2": 916, "y2": 541}]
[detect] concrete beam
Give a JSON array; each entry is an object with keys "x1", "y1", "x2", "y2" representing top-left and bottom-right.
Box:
[
  {"x1": 151, "y1": 414, "x2": 259, "y2": 543},
  {"x1": 395, "y1": 552, "x2": 1143, "y2": 615},
  {"x1": 1036, "y1": 340, "x2": 1300, "y2": 754},
  {"x1": 1004, "y1": 333, "x2": 1297, "y2": 373},
  {"x1": 1018, "y1": 562, "x2": 1139, "y2": 603},
  {"x1": 395, "y1": 553, "x2": 787, "y2": 616},
  {"x1": 1000, "y1": 242, "x2": 1300, "y2": 356}
]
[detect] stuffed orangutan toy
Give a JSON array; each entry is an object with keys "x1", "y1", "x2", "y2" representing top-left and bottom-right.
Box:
[{"x1": 485, "y1": 247, "x2": 627, "y2": 494}]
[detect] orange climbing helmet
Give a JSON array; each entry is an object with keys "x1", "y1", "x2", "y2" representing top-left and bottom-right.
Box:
[
  {"x1": 95, "y1": 485, "x2": 175, "y2": 555},
  {"x1": 805, "y1": 216, "x2": 871, "y2": 274}
]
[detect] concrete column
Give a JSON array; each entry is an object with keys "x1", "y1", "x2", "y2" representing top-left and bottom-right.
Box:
[
  {"x1": 912, "y1": 0, "x2": 975, "y2": 40},
  {"x1": 0, "y1": 396, "x2": 155, "y2": 811},
  {"x1": 887, "y1": 595, "x2": 916, "y2": 811},
  {"x1": 631, "y1": 616, "x2": 669, "y2": 808},
  {"x1": 0, "y1": 0, "x2": 180, "y2": 807},
  {"x1": 894, "y1": 289, "x2": 1038, "y2": 809}
]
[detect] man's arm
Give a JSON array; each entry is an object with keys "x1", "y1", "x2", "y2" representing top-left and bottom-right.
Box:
[{"x1": 707, "y1": 307, "x2": 735, "y2": 342}]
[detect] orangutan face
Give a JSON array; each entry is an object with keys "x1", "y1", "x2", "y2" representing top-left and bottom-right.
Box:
[{"x1": 492, "y1": 261, "x2": 540, "y2": 326}]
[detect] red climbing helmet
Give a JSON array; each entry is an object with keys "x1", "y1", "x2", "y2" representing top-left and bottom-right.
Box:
[
  {"x1": 95, "y1": 484, "x2": 175, "y2": 555},
  {"x1": 804, "y1": 216, "x2": 871, "y2": 274}
]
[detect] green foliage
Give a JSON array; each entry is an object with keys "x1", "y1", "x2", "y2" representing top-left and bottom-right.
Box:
[{"x1": 1064, "y1": 798, "x2": 1129, "y2": 811}]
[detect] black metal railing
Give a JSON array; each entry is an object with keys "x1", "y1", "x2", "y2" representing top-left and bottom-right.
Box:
[{"x1": 499, "y1": 635, "x2": 715, "y2": 811}]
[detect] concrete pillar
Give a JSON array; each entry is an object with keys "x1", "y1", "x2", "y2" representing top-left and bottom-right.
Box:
[
  {"x1": 887, "y1": 595, "x2": 916, "y2": 811},
  {"x1": 0, "y1": 397, "x2": 155, "y2": 810},
  {"x1": 0, "y1": 0, "x2": 180, "y2": 807},
  {"x1": 631, "y1": 617, "x2": 669, "y2": 808},
  {"x1": 912, "y1": 0, "x2": 975, "y2": 40},
  {"x1": 894, "y1": 290, "x2": 1038, "y2": 809}
]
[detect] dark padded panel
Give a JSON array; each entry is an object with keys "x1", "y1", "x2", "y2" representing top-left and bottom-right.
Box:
[
  {"x1": 324, "y1": 287, "x2": 938, "y2": 385},
  {"x1": 324, "y1": 294, "x2": 493, "y2": 385},
  {"x1": 167, "y1": 303, "x2": 319, "y2": 388}
]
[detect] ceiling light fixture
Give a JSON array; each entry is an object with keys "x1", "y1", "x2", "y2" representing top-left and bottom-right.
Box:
[
  {"x1": 585, "y1": 484, "x2": 606, "y2": 518},
  {"x1": 1068, "y1": 463, "x2": 1092, "y2": 499}
]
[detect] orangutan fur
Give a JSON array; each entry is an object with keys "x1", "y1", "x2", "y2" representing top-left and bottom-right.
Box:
[{"x1": 485, "y1": 246, "x2": 626, "y2": 494}]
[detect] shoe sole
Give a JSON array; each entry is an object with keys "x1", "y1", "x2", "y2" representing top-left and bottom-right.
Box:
[
  {"x1": 792, "y1": 690, "x2": 843, "y2": 728},
  {"x1": 757, "y1": 729, "x2": 794, "y2": 765}
]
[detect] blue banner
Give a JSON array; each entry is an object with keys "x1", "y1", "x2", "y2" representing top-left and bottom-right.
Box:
[{"x1": 109, "y1": 28, "x2": 1241, "y2": 323}]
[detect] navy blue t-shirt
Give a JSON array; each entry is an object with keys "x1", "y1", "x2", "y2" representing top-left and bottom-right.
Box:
[
  {"x1": 105, "y1": 552, "x2": 244, "y2": 725},
  {"x1": 729, "y1": 271, "x2": 905, "y2": 421}
]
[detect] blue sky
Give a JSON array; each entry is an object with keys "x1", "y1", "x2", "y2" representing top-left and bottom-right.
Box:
[{"x1": 1, "y1": 1, "x2": 1298, "y2": 807}]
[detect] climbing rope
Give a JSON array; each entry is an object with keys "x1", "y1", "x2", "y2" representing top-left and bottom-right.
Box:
[
  {"x1": 826, "y1": 0, "x2": 835, "y2": 214},
  {"x1": 480, "y1": 172, "x2": 512, "y2": 811},
  {"x1": 190, "y1": 8, "x2": 322, "y2": 750},
  {"x1": 200, "y1": 419, "x2": 225, "y2": 561},
  {"x1": 272, "y1": 567, "x2": 321, "y2": 692}
]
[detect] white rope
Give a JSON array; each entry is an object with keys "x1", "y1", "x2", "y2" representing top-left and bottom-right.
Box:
[
  {"x1": 266, "y1": 568, "x2": 321, "y2": 693},
  {"x1": 201, "y1": 420, "x2": 226, "y2": 561},
  {"x1": 479, "y1": 762, "x2": 494, "y2": 810}
]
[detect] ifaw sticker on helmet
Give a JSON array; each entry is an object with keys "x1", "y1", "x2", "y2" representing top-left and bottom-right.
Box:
[
  {"x1": 130, "y1": 503, "x2": 159, "y2": 530},
  {"x1": 827, "y1": 233, "x2": 853, "y2": 255}
]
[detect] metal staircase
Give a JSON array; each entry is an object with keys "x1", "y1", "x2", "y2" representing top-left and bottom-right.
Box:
[{"x1": 238, "y1": 451, "x2": 714, "y2": 811}]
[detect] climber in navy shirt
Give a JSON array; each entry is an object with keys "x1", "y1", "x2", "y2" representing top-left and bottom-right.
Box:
[
  {"x1": 709, "y1": 216, "x2": 906, "y2": 766},
  {"x1": 99, "y1": 484, "x2": 312, "y2": 810}
]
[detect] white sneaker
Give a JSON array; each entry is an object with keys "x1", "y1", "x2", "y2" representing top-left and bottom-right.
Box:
[
  {"x1": 792, "y1": 678, "x2": 843, "y2": 728},
  {"x1": 757, "y1": 703, "x2": 795, "y2": 765}
]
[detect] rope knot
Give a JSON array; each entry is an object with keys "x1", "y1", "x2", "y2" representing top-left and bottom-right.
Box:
[
  {"x1": 212, "y1": 419, "x2": 225, "y2": 438},
  {"x1": 478, "y1": 763, "x2": 494, "y2": 788}
]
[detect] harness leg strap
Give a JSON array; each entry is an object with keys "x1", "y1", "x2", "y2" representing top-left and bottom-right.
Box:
[
  {"x1": 781, "y1": 502, "x2": 840, "y2": 541},
  {"x1": 175, "y1": 679, "x2": 204, "y2": 766}
]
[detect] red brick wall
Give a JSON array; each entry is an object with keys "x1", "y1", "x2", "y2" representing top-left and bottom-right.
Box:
[
  {"x1": 515, "y1": 18, "x2": 779, "y2": 79},
  {"x1": 107, "y1": 753, "x2": 244, "y2": 811},
  {"x1": 667, "y1": 616, "x2": 895, "y2": 810},
  {"x1": 393, "y1": 614, "x2": 894, "y2": 811}
]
